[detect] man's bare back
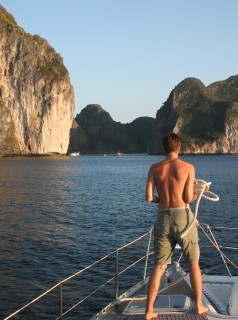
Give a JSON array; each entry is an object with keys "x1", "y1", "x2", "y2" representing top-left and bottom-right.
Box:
[{"x1": 146, "y1": 152, "x2": 196, "y2": 209}]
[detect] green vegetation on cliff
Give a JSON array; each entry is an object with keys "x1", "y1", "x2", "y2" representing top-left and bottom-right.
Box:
[
  {"x1": 208, "y1": 76, "x2": 238, "y2": 102},
  {"x1": 28, "y1": 35, "x2": 68, "y2": 81},
  {"x1": 156, "y1": 76, "x2": 238, "y2": 150},
  {"x1": 0, "y1": 5, "x2": 68, "y2": 82},
  {"x1": 36, "y1": 55, "x2": 68, "y2": 80},
  {"x1": 0, "y1": 5, "x2": 17, "y2": 27}
]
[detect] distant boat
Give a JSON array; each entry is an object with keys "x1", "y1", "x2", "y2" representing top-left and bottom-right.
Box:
[
  {"x1": 69, "y1": 152, "x2": 80, "y2": 156},
  {"x1": 116, "y1": 152, "x2": 121, "y2": 156}
]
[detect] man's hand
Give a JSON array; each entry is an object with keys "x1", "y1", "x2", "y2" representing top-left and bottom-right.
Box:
[{"x1": 152, "y1": 195, "x2": 160, "y2": 203}]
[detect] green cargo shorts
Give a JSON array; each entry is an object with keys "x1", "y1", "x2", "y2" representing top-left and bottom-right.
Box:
[{"x1": 154, "y1": 206, "x2": 200, "y2": 265}]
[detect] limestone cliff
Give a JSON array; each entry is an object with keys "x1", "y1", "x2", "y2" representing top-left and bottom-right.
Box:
[
  {"x1": 68, "y1": 104, "x2": 156, "y2": 154},
  {"x1": 149, "y1": 76, "x2": 238, "y2": 154},
  {"x1": 0, "y1": 5, "x2": 74, "y2": 155}
]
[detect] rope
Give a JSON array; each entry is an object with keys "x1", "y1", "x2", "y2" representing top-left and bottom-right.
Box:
[
  {"x1": 194, "y1": 179, "x2": 219, "y2": 202},
  {"x1": 180, "y1": 179, "x2": 219, "y2": 239},
  {"x1": 210, "y1": 226, "x2": 238, "y2": 230}
]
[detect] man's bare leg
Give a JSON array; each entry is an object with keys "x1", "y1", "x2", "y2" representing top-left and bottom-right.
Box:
[
  {"x1": 189, "y1": 263, "x2": 208, "y2": 314},
  {"x1": 145, "y1": 264, "x2": 167, "y2": 320}
]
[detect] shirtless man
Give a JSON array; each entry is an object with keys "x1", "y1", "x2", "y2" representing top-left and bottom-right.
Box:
[{"x1": 145, "y1": 133, "x2": 208, "y2": 320}]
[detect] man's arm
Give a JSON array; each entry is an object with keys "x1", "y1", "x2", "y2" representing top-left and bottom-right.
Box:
[
  {"x1": 145, "y1": 166, "x2": 160, "y2": 203},
  {"x1": 184, "y1": 164, "x2": 196, "y2": 204}
]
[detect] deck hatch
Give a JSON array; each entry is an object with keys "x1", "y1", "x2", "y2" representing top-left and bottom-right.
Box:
[{"x1": 123, "y1": 294, "x2": 191, "y2": 314}]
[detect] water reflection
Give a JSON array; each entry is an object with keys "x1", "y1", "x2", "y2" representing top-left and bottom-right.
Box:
[{"x1": 0, "y1": 155, "x2": 237, "y2": 319}]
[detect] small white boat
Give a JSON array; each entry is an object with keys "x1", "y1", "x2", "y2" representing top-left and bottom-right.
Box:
[
  {"x1": 69, "y1": 152, "x2": 80, "y2": 156},
  {"x1": 4, "y1": 181, "x2": 238, "y2": 320}
]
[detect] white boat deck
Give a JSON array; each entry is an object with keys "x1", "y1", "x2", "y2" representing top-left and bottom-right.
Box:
[{"x1": 94, "y1": 269, "x2": 209, "y2": 320}]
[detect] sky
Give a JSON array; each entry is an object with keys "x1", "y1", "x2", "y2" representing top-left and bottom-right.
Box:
[{"x1": 1, "y1": 1, "x2": 238, "y2": 124}]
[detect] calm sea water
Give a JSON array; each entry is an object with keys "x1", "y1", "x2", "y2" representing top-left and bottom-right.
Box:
[{"x1": 0, "y1": 155, "x2": 237, "y2": 319}]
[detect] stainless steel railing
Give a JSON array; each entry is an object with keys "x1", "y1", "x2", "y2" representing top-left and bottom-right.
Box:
[{"x1": 4, "y1": 228, "x2": 153, "y2": 320}]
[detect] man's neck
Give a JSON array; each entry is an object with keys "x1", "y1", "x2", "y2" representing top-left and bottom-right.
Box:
[{"x1": 166, "y1": 151, "x2": 179, "y2": 161}]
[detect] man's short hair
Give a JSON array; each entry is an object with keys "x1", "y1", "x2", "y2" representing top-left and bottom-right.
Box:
[{"x1": 162, "y1": 133, "x2": 182, "y2": 153}]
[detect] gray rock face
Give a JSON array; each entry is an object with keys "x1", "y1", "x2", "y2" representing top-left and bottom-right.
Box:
[{"x1": 0, "y1": 5, "x2": 74, "y2": 155}]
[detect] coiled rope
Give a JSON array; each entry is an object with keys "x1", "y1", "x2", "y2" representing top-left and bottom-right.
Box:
[
  {"x1": 181, "y1": 179, "x2": 219, "y2": 238},
  {"x1": 194, "y1": 179, "x2": 219, "y2": 202}
]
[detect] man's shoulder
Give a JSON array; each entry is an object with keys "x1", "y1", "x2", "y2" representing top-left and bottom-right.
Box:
[
  {"x1": 178, "y1": 159, "x2": 194, "y2": 170},
  {"x1": 150, "y1": 161, "x2": 164, "y2": 170}
]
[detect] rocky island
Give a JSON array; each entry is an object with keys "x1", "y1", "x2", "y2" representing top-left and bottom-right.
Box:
[
  {"x1": 68, "y1": 104, "x2": 156, "y2": 154},
  {"x1": 149, "y1": 76, "x2": 238, "y2": 154},
  {"x1": 69, "y1": 77, "x2": 238, "y2": 155},
  {"x1": 0, "y1": 5, "x2": 74, "y2": 156},
  {"x1": 0, "y1": 5, "x2": 237, "y2": 156}
]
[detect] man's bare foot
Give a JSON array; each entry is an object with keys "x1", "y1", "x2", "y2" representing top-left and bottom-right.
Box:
[
  {"x1": 197, "y1": 305, "x2": 208, "y2": 315},
  {"x1": 145, "y1": 312, "x2": 158, "y2": 320}
]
